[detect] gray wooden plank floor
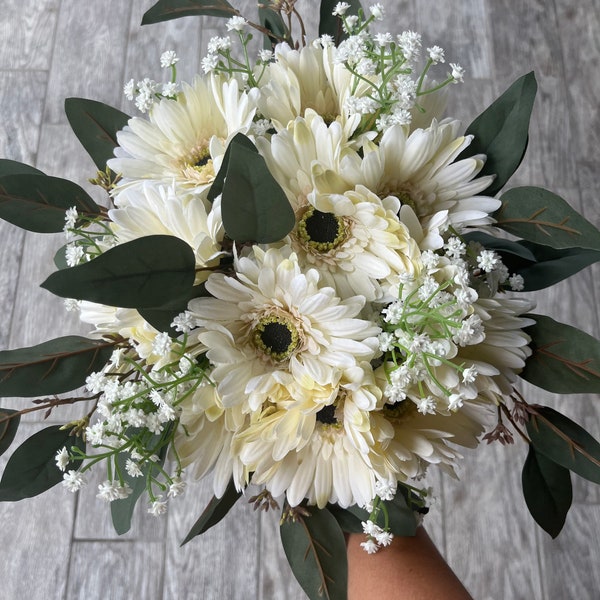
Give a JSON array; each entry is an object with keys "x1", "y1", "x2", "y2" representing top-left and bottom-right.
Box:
[{"x1": 1, "y1": 1, "x2": 599, "y2": 599}]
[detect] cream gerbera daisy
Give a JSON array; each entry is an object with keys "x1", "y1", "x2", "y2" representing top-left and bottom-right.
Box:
[
  {"x1": 175, "y1": 383, "x2": 249, "y2": 497},
  {"x1": 345, "y1": 120, "x2": 500, "y2": 238},
  {"x1": 291, "y1": 185, "x2": 422, "y2": 302},
  {"x1": 108, "y1": 183, "x2": 225, "y2": 284},
  {"x1": 238, "y1": 367, "x2": 385, "y2": 508},
  {"x1": 108, "y1": 76, "x2": 258, "y2": 193},
  {"x1": 187, "y1": 246, "x2": 380, "y2": 409},
  {"x1": 257, "y1": 41, "x2": 367, "y2": 137}
]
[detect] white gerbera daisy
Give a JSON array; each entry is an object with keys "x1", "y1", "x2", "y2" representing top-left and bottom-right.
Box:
[
  {"x1": 345, "y1": 120, "x2": 499, "y2": 237},
  {"x1": 257, "y1": 42, "x2": 367, "y2": 137},
  {"x1": 175, "y1": 384, "x2": 249, "y2": 497},
  {"x1": 108, "y1": 183, "x2": 225, "y2": 283},
  {"x1": 78, "y1": 302, "x2": 168, "y2": 365},
  {"x1": 187, "y1": 246, "x2": 380, "y2": 409},
  {"x1": 108, "y1": 76, "x2": 258, "y2": 193},
  {"x1": 291, "y1": 185, "x2": 422, "y2": 301}
]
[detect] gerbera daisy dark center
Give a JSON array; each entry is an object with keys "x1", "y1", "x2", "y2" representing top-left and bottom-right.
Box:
[
  {"x1": 297, "y1": 207, "x2": 347, "y2": 252},
  {"x1": 253, "y1": 315, "x2": 299, "y2": 361},
  {"x1": 316, "y1": 404, "x2": 338, "y2": 425},
  {"x1": 384, "y1": 400, "x2": 417, "y2": 420}
]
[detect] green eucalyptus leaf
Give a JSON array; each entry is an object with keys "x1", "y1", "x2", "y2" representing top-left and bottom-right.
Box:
[
  {"x1": 181, "y1": 478, "x2": 242, "y2": 545},
  {"x1": 460, "y1": 72, "x2": 537, "y2": 196},
  {"x1": 0, "y1": 174, "x2": 101, "y2": 233},
  {"x1": 280, "y1": 505, "x2": 348, "y2": 600},
  {"x1": 319, "y1": 0, "x2": 362, "y2": 44},
  {"x1": 65, "y1": 98, "x2": 130, "y2": 170},
  {"x1": 0, "y1": 336, "x2": 114, "y2": 398},
  {"x1": 526, "y1": 406, "x2": 600, "y2": 485},
  {"x1": 520, "y1": 314, "x2": 600, "y2": 394},
  {"x1": 207, "y1": 132, "x2": 261, "y2": 203},
  {"x1": 506, "y1": 242, "x2": 600, "y2": 291},
  {"x1": 41, "y1": 235, "x2": 196, "y2": 309},
  {"x1": 142, "y1": 0, "x2": 235, "y2": 25},
  {"x1": 0, "y1": 409, "x2": 20, "y2": 458},
  {"x1": 0, "y1": 159, "x2": 44, "y2": 177},
  {"x1": 221, "y1": 135, "x2": 295, "y2": 243},
  {"x1": 326, "y1": 503, "x2": 364, "y2": 533},
  {"x1": 0, "y1": 425, "x2": 85, "y2": 501},
  {"x1": 111, "y1": 429, "x2": 169, "y2": 535},
  {"x1": 495, "y1": 187, "x2": 600, "y2": 251},
  {"x1": 522, "y1": 444, "x2": 572, "y2": 538},
  {"x1": 54, "y1": 245, "x2": 69, "y2": 270},
  {"x1": 258, "y1": 6, "x2": 290, "y2": 49},
  {"x1": 463, "y1": 231, "x2": 537, "y2": 262},
  {"x1": 527, "y1": 406, "x2": 600, "y2": 483}
]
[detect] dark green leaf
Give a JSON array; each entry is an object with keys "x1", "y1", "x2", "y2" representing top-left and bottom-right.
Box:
[
  {"x1": 280, "y1": 506, "x2": 347, "y2": 600},
  {"x1": 319, "y1": 0, "x2": 362, "y2": 44},
  {"x1": 181, "y1": 478, "x2": 242, "y2": 545},
  {"x1": 41, "y1": 235, "x2": 196, "y2": 309},
  {"x1": 526, "y1": 406, "x2": 600, "y2": 485},
  {"x1": 463, "y1": 231, "x2": 537, "y2": 262},
  {"x1": 142, "y1": 0, "x2": 235, "y2": 25},
  {"x1": 138, "y1": 283, "x2": 209, "y2": 335},
  {"x1": 0, "y1": 159, "x2": 44, "y2": 177},
  {"x1": 520, "y1": 315, "x2": 600, "y2": 394},
  {"x1": 522, "y1": 444, "x2": 572, "y2": 538},
  {"x1": 207, "y1": 132, "x2": 257, "y2": 203},
  {"x1": 54, "y1": 245, "x2": 69, "y2": 270},
  {"x1": 111, "y1": 429, "x2": 169, "y2": 535},
  {"x1": 65, "y1": 98, "x2": 131, "y2": 170},
  {"x1": 0, "y1": 409, "x2": 20, "y2": 458},
  {"x1": 221, "y1": 135, "x2": 295, "y2": 243},
  {"x1": 460, "y1": 72, "x2": 537, "y2": 196},
  {"x1": 506, "y1": 243, "x2": 600, "y2": 291},
  {"x1": 0, "y1": 425, "x2": 85, "y2": 501},
  {"x1": 258, "y1": 6, "x2": 290, "y2": 49},
  {"x1": 0, "y1": 336, "x2": 114, "y2": 398},
  {"x1": 0, "y1": 174, "x2": 102, "y2": 233},
  {"x1": 495, "y1": 186, "x2": 600, "y2": 251},
  {"x1": 326, "y1": 503, "x2": 364, "y2": 533}
]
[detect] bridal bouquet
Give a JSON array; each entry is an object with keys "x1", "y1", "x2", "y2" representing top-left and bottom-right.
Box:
[{"x1": 1, "y1": 1, "x2": 599, "y2": 598}]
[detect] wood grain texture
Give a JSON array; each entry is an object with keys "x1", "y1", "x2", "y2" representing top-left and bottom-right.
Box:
[{"x1": 0, "y1": 1, "x2": 599, "y2": 599}]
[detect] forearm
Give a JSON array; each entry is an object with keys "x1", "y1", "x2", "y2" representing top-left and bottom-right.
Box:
[{"x1": 347, "y1": 528, "x2": 473, "y2": 600}]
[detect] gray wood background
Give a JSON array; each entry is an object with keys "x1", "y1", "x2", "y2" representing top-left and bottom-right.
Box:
[{"x1": 1, "y1": 1, "x2": 599, "y2": 598}]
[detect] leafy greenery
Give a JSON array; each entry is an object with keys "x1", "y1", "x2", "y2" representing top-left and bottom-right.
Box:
[
  {"x1": 42, "y1": 235, "x2": 196, "y2": 309},
  {"x1": 142, "y1": 0, "x2": 235, "y2": 25},
  {"x1": 0, "y1": 409, "x2": 20, "y2": 458},
  {"x1": 0, "y1": 425, "x2": 85, "y2": 501},
  {"x1": 181, "y1": 478, "x2": 242, "y2": 545},
  {"x1": 258, "y1": 5, "x2": 290, "y2": 49},
  {"x1": 220, "y1": 135, "x2": 295, "y2": 243},
  {"x1": 0, "y1": 174, "x2": 102, "y2": 233},
  {"x1": 495, "y1": 187, "x2": 600, "y2": 251},
  {"x1": 464, "y1": 231, "x2": 600, "y2": 291},
  {"x1": 522, "y1": 444, "x2": 572, "y2": 538},
  {"x1": 460, "y1": 72, "x2": 537, "y2": 196},
  {"x1": 280, "y1": 506, "x2": 348, "y2": 600},
  {"x1": 0, "y1": 336, "x2": 114, "y2": 398},
  {"x1": 0, "y1": 159, "x2": 44, "y2": 177},
  {"x1": 520, "y1": 315, "x2": 600, "y2": 394},
  {"x1": 526, "y1": 406, "x2": 600, "y2": 485},
  {"x1": 111, "y1": 429, "x2": 170, "y2": 535},
  {"x1": 64, "y1": 98, "x2": 130, "y2": 170}
]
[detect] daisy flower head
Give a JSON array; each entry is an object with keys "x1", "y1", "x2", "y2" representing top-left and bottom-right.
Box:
[
  {"x1": 187, "y1": 246, "x2": 380, "y2": 410},
  {"x1": 344, "y1": 119, "x2": 500, "y2": 242},
  {"x1": 108, "y1": 183, "x2": 225, "y2": 283},
  {"x1": 108, "y1": 76, "x2": 259, "y2": 194}
]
